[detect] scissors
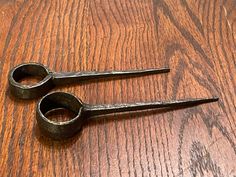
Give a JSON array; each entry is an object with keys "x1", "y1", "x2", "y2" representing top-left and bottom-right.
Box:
[
  {"x1": 8, "y1": 62, "x2": 170, "y2": 99},
  {"x1": 37, "y1": 92, "x2": 218, "y2": 139}
]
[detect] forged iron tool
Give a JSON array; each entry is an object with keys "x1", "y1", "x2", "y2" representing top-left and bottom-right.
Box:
[
  {"x1": 8, "y1": 63, "x2": 170, "y2": 99},
  {"x1": 37, "y1": 92, "x2": 218, "y2": 139}
]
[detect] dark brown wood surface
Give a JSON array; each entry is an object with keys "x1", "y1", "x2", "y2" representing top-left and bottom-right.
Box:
[{"x1": 0, "y1": 0, "x2": 235, "y2": 176}]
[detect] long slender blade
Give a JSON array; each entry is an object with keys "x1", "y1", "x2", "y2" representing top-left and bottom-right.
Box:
[{"x1": 85, "y1": 97, "x2": 219, "y2": 117}]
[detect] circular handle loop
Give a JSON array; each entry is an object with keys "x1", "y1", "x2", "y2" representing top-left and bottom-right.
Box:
[
  {"x1": 8, "y1": 63, "x2": 53, "y2": 99},
  {"x1": 36, "y1": 92, "x2": 85, "y2": 139}
]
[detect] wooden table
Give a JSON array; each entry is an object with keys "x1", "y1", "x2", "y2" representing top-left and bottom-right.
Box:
[{"x1": 0, "y1": 0, "x2": 235, "y2": 176}]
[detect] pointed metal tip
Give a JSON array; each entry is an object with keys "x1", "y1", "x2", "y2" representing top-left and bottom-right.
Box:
[
  {"x1": 212, "y1": 97, "x2": 219, "y2": 101},
  {"x1": 162, "y1": 68, "x2": 171, "y2": 72},
  {"x1": 146, "y1": 67, "x2": 170, "y2": 74},
  {"x1": 204, "y1": 97, "x2": 219, "y2": 102},
  {"x1": 171, "y1": 97, "x2": 219, "y2": 108},
  {"x1": 191, "y1": 97, "x2": 219, "y2": 105}
]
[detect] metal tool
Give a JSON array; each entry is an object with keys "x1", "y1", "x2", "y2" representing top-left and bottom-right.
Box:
[
  {"x1": 37, "y1": 92, "x2": 219, "y2": 139},
  {"x1": 8, "y1": 63, "x2": 170, "y2": 99}
]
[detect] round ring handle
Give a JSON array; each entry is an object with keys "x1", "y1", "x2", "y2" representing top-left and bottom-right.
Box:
[
  {"x1": 8, "y1": 63, "x2": 53, "y2": 99},
  {"x1": 36, "y1": 92, "x2": 85, "y2": 139}
]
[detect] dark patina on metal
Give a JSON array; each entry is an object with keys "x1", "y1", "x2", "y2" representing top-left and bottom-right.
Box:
[
  {"x1": 37, "y1": 92, "x2": 219, "y2": 139},
  {"x1": 8, "y1": 63, "x2": 170, "y2": 99}
]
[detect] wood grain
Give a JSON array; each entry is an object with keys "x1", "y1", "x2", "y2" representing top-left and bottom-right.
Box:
[{"x1": 0, "y1": 0, "x2": 235, "y2": 176}]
